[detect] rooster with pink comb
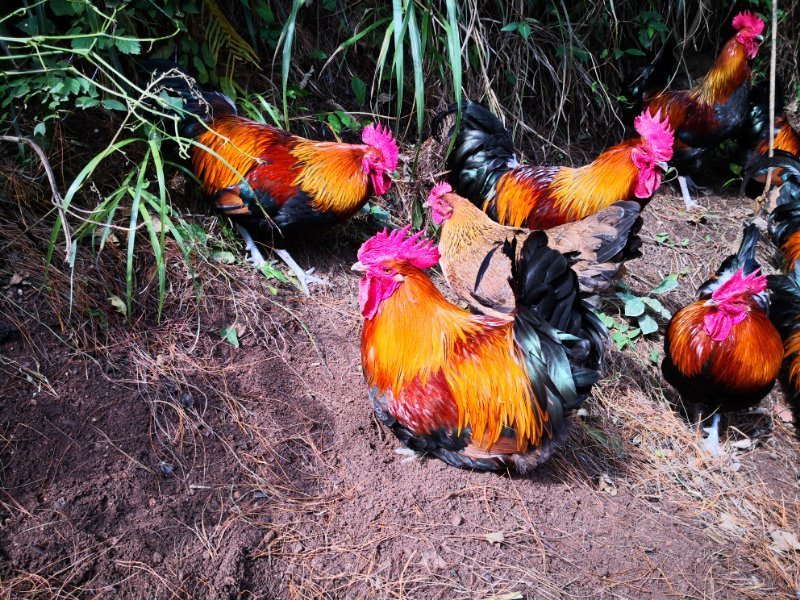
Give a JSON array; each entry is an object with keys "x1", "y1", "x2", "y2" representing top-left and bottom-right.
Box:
[
  {"x1": 662, "y1": 224, "x2": 782, "y2": 457},
  {"x1": 145, "y1": 61, "x2": 399, "y2": 295},
  {"x1": 434, "y1": 101, "x2": 673, "y2": 230},
  {"x1": 642, "y1": 11, "x2": 766, "y2": 210},
  {"x1": 353, "y1": 226, "x2": 605, "y2": 472}
]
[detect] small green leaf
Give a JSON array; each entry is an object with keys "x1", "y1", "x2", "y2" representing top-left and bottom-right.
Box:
[
  {"x1": 220, "y1": 325, "x2": 240, "y2": 347},
  {"x1": 212, "y1": 250, "x2": 237, "y2": 264},
  {"x1": 649, "y1": 349, "x2": 661, "y2": 364},
  {"x1": 351, "y1": 76, "x2": 367, "y2": 106},
  {"x1": 654, "y1": 232, "x2": 670, "y2": 245},
  {"x1": 102, "y1": 99, "x2": 127, "y2": 111},
  {"x1": 624, "y1": 297, "x2": 646, "y2": 317},
  {"x1": 33, "y1": 122, "x2": 46, "y2": 137},
  {"x1": 638, "y1": 314, "x2": 659, "y2": 335},
  {"x1": 642, "y1": 297, "x2": 671, "y2": 319},
  {"x1": 611, "y1": 332, "x2": 631, "y2": 350},
  {"x1": 652, "y1": 274, "x2": 679, "y2": 294},
  {"x1": 729, "y1": 163, "x2": 743, "y2": 175},
  {"x1": 75, "y1": 97, "x2": 100, "y2": 109},
  {"x1": 108, "y1": 295, "x2": 127, "y2": 317},
  {"x1": 113, "y1": 37, "x2": 141, "y2": 55},
  {"x1": 594, "y1": 311, "x2": 615, "y2": 328}
]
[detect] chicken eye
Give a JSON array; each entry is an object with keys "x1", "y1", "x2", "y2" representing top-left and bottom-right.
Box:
[{"x1": 382, "y1": 266, "x2": 392, "y2": 274}]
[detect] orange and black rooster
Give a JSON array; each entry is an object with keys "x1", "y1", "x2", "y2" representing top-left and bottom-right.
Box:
[
  {"x1": 662, "y1": 224, "x2": 782, "y2": 456},
  {"x1": 763, "y1": 154, "x2": 800, "y2": 423},
  {"x1": 642, "y1": 11, "x2": 765, "y2": 209},
  {"x1": 354, "y1": 226, "x2": 605, "y2": 471},
  {"x1": 767, "y1": 267, "x2": 800, "y2": 423},
  {"x1": 752, "y1": 152, "x2": 800, "y2": 270},
  {"x1": 739, "y1": 79, "x2": 800, "y2": 190},
  {"x1": 425, "y1": 182, "x2": 642, "y2": 313},
  {"x1": 150, "y1": 66, "x2": 398, "y2": 294},
  {"x1": 437, "y1": 102, "x2": 673, "y2": 230}
]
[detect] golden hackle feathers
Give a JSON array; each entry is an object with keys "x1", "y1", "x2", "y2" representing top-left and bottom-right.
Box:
[
  {"x1": 291, "y1": 141, "x2": 371, "y2": 215},
  {"x1": 361, "y1": 267, "x2": 547, "y2": 450}
]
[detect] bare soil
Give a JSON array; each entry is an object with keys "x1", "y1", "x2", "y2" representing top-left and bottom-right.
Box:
[{"x1": 1, "y1": 189, "x2": 799, "y2": 599}]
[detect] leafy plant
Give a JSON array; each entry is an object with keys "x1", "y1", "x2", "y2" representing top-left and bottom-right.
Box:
[{"x1": 597, "y1": 276, "x2": 678, "y2": 350}]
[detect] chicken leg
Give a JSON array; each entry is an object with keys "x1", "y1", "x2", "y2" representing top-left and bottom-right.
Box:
[
  {"x1": 235, "y1": 224, "x2": 328, "y2": 296},
  {"x1": 701, "y1": 413, "x2": 723, "y2": 458},
  {"x1": 678, "y1": 175, "x2": 704, "y2": 211}
]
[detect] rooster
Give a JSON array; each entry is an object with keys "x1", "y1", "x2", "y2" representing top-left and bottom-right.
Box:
[
  {"x1": 767, "y1": 267, "x2": 800, "y2": 421},
  {"x1": 745, "y1": 152, "x2": 800, "y2": 270},
  {"x1": 661, "y1": 224, "x2": 782, "y2": 456},
  {"x1": 425, "y1": 182, "x2": 641, "y2": 313},
  {"x1": 354, "y1": 226, "x2": 605, "y2": 472},
  {"x1": 150, "y1": 66, "x2": 399, "y2": 294},
  {"x1": 437, "y1": 102, "x2": 673, "y2": 230},
  {"x1": 642, "y1": 11, "x2": 765, "y2": 209}
]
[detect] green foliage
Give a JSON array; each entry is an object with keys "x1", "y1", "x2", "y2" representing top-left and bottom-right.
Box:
[{"x1": 597, "y1": 277, "x2": 677, "y2": 351}]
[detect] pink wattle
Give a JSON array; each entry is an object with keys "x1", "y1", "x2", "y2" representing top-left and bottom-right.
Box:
[
  {"x1": 359, "y1": 275, "x2": 398, "y2": 319},
  {"x1": 370, "y1": 171, "x2": 391, "y2": 196},
  {"x1": 634, "y1": 166, "x2": 661, "y2": 199},
  {"x1": 737, "y1": 33, "x2": 761, "y2": 59},
  {"x1": 703, "y1": 305, "x2": 748, "y2": 342},
  {"x1": 431, "y1": 207, "x2": 448, "y2": 225}
]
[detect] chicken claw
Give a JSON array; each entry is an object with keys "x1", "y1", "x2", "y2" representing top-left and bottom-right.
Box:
[
  {"x1": 678, "y1": 176, "x2": 705, "y2": 211},
  {"x1": 700, "y1": 413, "x2": 723, "y2": 458},
  {"x1": 274, "y1": 248, "x2": 330, "y2": 296},
  {"x1": 394, "y1": 447, "x2": 420, "y2": 463}
]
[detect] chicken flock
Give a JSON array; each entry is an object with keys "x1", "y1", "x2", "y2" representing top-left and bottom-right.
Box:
[{"x1": 154, "y1": 10, "x2": 800, "y2": 471}]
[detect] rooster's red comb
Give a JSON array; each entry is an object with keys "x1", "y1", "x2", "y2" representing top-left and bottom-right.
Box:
[
  {"x1": 712, "y1": 267, "x2": 767, "y2": 304},
  {"x1": 427, "y1": 181, "x2": 452, "y2": 204},
  {"x1": 636, "y1": 109, "x2": 674, "y2": 162},
  {"x1": 362, "y1": 124, "x2": 399, "y2": 170},
  {"x1": 732, "y1": 11, "x2": 765, "y2": 35},
  {"x1": 357, "y1": 226, "x2": 439, "y2": 270}
]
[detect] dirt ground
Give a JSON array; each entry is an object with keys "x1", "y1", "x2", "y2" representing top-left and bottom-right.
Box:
[{"x1": 1, "y1": 186, "x2": 799, "y2": 599}]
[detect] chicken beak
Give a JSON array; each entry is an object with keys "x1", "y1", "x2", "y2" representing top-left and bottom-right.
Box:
[
  {"x1": 755, "y1": 34, "x2": 764, "y2": 43},
  {"x1": 351, "y1": 261, "x2": 366, "y2": 273},
  {"x1": 657, "y1": 161, "x2": 670, "y2": 171}
]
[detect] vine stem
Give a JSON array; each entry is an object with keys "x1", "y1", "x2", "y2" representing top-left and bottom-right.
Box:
[{"x1": 1, "y1": 135, "x2": 72, "y2": 261}]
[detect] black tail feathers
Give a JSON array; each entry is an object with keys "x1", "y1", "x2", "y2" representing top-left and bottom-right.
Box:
[
  {"x1": 139, "y1": 59, "x2": 236, "y2": 137},
  {"x1": 434, "y1": 100, "x2": 518, "y2": 207}
]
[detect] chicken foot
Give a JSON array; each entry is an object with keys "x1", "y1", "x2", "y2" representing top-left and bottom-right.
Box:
[
  {"x1": 274, "y1": 248, "x2": 330, "y2": 297},
  {"x1": 678, "y1": 176, "x2": 704, "y2": 211},
  {"x1": 235, "y1": 224, "x2": 328, "y2": 296},
  {"x1": 700, "y1": 412, "x2": 723, "y2": 458}
]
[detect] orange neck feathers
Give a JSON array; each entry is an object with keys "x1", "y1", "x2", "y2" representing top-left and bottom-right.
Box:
[
  {"x1": 361, "y1": 267, "x2": 547, "y2": 448},
  {"x1": 290, "y1": 141, "x2": 371, "y2": 215},
  {"x1": 549, "y1": 141, "x2": 641, "y2": 220},
  {"x1": 693, "y1": 38, "x2": 750, "y2": 105}
]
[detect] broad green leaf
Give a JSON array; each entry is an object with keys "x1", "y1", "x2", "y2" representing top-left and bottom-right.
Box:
[
  {"x1": 652, "y1": 274, "x2": 679, "y2": 294},
  {"x1": 221, "y1": 325, "x2": 240, "y2": 347},
  {"x1": 624, "y1": 297, "x2": 646, "y2": 317},
  {"x1": 641, "y1": 297, "x2": 671, "y2": 319},
  {"x1": 638, "y1": 314, "x2": 659, "y2": 335}
]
